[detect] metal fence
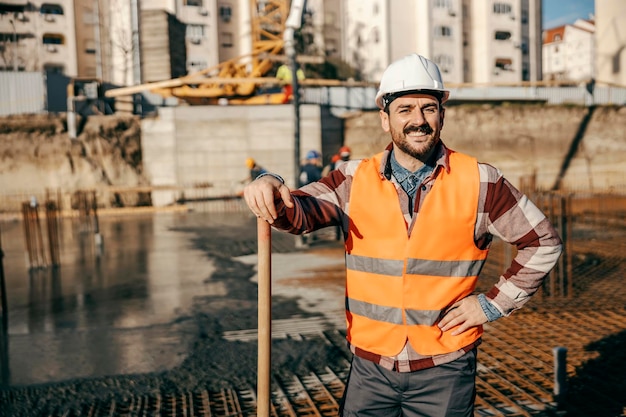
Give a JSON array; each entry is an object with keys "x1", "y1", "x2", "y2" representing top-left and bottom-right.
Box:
[{"x1": 2, "y1": 71, "x2": 626, "y2": 117}]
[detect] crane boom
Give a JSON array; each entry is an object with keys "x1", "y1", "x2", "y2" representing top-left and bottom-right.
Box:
[{"x1": 105, "y1": 0, "x2": 303, "y2": 104}]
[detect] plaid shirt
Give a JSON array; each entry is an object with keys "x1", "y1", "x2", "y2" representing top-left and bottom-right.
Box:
[{"x1": 272, "y1": 141, "x2": 563, "y2": 372}]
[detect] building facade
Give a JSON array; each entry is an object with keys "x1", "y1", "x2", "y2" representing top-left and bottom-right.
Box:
[
  {"x1": 9, "y1": 0, "x2": 626, "y2": 93},
  {"x1": 469, "y1": 0, "x2": 542, "y2": 84},
  {"x1": 543, "y1": 19, "x2": 595, "y2": 82},
  {"x1": 0, "y1": 0, "x2": 78, "y2": 75},
  {"x1": 595, "y1": 0, "x2": 626, "y2": 87},
  {"x1": 340, "y1": 0, "x2": 542, "y2": 84}
]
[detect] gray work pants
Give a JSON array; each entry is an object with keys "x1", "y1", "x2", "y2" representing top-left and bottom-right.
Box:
[{"x1": 340, "y1": 349, "x2": 477, "y2": 417}]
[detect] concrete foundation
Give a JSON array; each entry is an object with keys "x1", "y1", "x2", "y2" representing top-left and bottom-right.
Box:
[{"x1": 142, "y1": 104, "x2": 332, "y2": 206}]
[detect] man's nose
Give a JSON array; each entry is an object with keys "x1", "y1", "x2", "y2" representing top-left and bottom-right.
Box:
[{"x1": 410, "y1": 109, "x2": 426, "y2": 124}]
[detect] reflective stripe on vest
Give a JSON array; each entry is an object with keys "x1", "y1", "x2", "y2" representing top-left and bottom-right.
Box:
[
  {"x1": 344, "y1": 150, "x2": 489, "y2": 356},
  {"x1": 347, "y1": 254, "x2": 485, "y2": 278}
]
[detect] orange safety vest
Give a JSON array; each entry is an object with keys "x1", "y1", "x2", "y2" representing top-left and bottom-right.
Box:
[{"x1": 345, "y1": 150, "x2": 489, "y2": 356}]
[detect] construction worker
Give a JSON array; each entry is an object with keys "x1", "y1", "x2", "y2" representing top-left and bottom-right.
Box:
[
  {"x1": 276, "y1": 63, "x2": 305, "y2": 104},
  {"x1": 243, "y1": 53, "x2": 562, "y2": 416},
  {"x1": 245, "y1": 158, "x2": 266, "y2": 183},
  {"x1": 296, "y1": 150, "x2": 323, "y2": 247},
  {"x1": 299, "y1": 150, "x2": 322, "y2": 187},
  {"x1": 333, "y1": 146, "x2": 351, "y2": 170}
]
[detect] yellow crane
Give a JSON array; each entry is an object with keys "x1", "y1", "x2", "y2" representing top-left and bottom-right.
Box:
[{"x1": 105, "y1": 0, "x2": 306, "y2": 105}]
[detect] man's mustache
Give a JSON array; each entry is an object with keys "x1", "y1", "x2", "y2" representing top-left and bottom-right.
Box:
[{"x1": 403, "y1": 124, "x2": 433, "y2": 135}]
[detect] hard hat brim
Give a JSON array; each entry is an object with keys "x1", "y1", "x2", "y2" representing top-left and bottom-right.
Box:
[{"x1": 376, "y1": 88, "x2": 449, "y2": 110}]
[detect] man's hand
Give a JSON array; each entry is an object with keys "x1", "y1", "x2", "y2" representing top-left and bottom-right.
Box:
[
  {"x1": 243, "y1": 175, "x2": 293, "y2": 223},
  {"x1": 438, "y1": 295, "x2": 488, "y2": 336}
]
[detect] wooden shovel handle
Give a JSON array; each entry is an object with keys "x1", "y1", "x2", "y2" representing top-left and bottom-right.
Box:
[{"x1": 257, "y1": 218, "x2": 272, "y2": 416}]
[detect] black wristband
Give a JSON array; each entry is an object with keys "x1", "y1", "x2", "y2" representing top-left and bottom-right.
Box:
[{"x1": 255, "y1": 172, "x2": 285, "y2": 184}]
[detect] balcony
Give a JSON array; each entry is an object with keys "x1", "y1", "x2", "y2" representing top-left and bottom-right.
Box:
[
  {"x1": 41, "y1": 41, "x2": 68, "y2": 63},
  {"x1": 40, "y1": 12, "x2": 65, "y2": 31}
]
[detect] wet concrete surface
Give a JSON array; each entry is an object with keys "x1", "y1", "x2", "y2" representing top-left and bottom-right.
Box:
[
  {"x1": 0, "y1": 208, "x2": 348, "y2": 415},
  {"x1": 1, "y1": 204, "x2": 626, "y2": 416}
]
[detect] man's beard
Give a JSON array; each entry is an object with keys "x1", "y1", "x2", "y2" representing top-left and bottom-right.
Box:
[{"x1": 390, "y1": 123, "x2": 439, "y2": 161}]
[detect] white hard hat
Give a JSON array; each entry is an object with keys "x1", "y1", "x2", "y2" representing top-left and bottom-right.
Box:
[{"x1": 375, "y1": 54, "x2": 450, "y2": 110}]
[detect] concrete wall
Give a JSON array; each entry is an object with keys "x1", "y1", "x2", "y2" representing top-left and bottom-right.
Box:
[
  {"x1": 344, "y1": 104, "x2": 626, "y2": 192},
  {"x1": 142, "y1": 104, "x2": 325, "y2": 206},
  {"x1": 143, "y1": 103, "x2": 626, "y2": 207},
  {"x1": 1, "y1": 103, "x2": 624, "y2": 212}
]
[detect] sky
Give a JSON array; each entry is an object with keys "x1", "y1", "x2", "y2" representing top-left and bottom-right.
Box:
[{"x1": 543, "y1": 0, "x2": 595, "y2": 28}]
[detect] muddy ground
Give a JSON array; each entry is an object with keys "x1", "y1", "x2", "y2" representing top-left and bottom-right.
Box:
[{"x1": 0, "y1": 214, "x2": 350, "y2": 416}]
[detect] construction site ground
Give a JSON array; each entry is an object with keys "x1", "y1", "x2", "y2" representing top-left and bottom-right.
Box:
[{"x1": 0, "y1": 201, "x2": 625, "y2": 417}]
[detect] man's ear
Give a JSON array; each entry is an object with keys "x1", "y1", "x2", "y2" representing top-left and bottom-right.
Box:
[
  {"x1": 380, "y1": 110, "x2": 390, "y2": 132},
  {"x1": 440, "y1": 107, "x2": 445, "y2": 129}
]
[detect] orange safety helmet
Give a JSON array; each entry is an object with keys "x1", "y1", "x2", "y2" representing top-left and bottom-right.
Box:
[
  {"x1": 245, "y1": 157, "x2": 256, "y2": 169},
  {"x1": 339, "y1": 146, "x2": 351, "y2": 158}
]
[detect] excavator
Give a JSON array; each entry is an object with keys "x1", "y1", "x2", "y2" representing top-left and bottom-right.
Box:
[{"x1": 105, "y1": 0, "x2": 311, "y2": 105}]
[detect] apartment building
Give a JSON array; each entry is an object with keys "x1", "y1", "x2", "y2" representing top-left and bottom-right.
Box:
[
  {"x1": 318, "y1": 0, "x2": 341, "y2": 60},
  {"x1": 341, "y1": 0, "x2": 542, "y2": 84},
  {"x1": 161, "y1": 0, "x2": 223, "y2": 73},
  {"x1": 78, "y1": 0, "x2": 219, "y2": 84},
  {"x1": 2, "y1": 0, "x2": 549, "y2": 88},
  {"x1": 0, "y1": 0, "x2": 77, "y2": 75},
  {"x1": 543, "y1": 19, "x2": 595, "y2": 82},
  {"x1": 595, "y1": 0, "x2": 626, "y2": 86}
]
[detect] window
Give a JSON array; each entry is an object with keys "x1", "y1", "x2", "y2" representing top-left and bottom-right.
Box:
[
  {"x1": 372, "y1": 27, "x2": 379, "y2": 43},
  {"x1": 434, "y1": 54, "x2": 453, "y2": 73},
  {"x1": 554, "y1": 34, "x2": 562, "y2": 42},
  {"x1": 184, "y1": 0, "x2": 203, "y2": 5},
  {"x1": 187, "y1": 24, "x2": 205, "y2": 39},
  {"x1": 493, "y1": 3, "x2": 512, "y2": 14},
  {"x1": 188, "y1": 59, "x2": 207, "y2": 71},
  {"x1": 494, "y1": 31, "x2": 511, "y2": 40},
  {"x1": 495, "y1": 58, "x2": 512, "y2": 71},
  {"x1": 522, "y1": 62, "x2": 529, "y2": 81},
  {"x1": 325, "y1": 39, "x2": 337, "y2": 54},
  {"x1": 219, "y1": 5, "x2": 232, "y2": 22},
  {"x1": 40, "y1": 3, "x2": 64, "y2": 15},
  {"x1": 520, "y1": 37, "x2": 529, "y2": 53},
  {"x1": 434, "y1": 26, "x2": 452, "y2": 37},
  {"x1": 612, "y1": 53, "x2": 621, "y2": 74},
  {"x1": 43, "y1": 33, "x2": 64, "y2": 44},
  {"x1": 44, "y1": 63, "x2": 64, "y2": 73},
  {"x1": 84, "y1": 39, "x2": 96, "y2": 54},
  {"x1": 221, "y1": 32, "x2": 233, "y2": 47},
  {"x1": 434, "y1": 0, "x2": 452, "y2": 8}
]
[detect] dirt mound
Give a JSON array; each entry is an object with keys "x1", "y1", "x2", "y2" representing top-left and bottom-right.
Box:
[{"x1": 0, "y1": 114, "x2": 147, "y2": 208}]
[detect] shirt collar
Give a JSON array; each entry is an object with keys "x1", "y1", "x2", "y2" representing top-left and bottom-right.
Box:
[{"x1": 380, "y1": 140, "x2": 450, "y2": 180}]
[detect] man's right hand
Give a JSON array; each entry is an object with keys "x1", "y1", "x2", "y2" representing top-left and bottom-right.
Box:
[{"x1": 243, "y1": 175, "x2": 294, "y2": 224}]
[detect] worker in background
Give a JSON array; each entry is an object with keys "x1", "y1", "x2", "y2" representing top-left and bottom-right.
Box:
[
  {"x1": 243, "y1": 53, "x2": 562, "y2": 416},
  {"x1": 299, "y1": 150, "x2": 323, "y2": 187},
  {"x1": 320, "y1": 152, "x2": 344, "y2": 241},
  {"x1": 333, "y1": 146, "x2": 351, "y2": 170},
  {"x1": 276, "y1": 63, "x2": 305, "y2": 104},
  {"x1": 296, "y1": 150, "x2": 323, "y2": 247},
  {"x1": 244, "y1": 158, "x2": 266, "y2": 183}
]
